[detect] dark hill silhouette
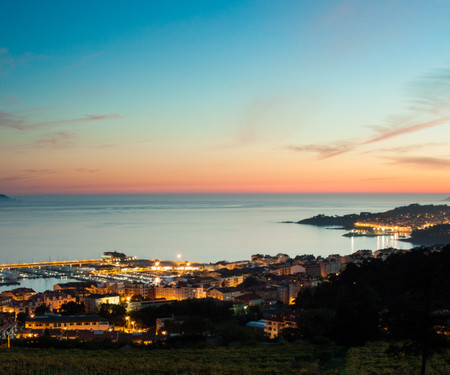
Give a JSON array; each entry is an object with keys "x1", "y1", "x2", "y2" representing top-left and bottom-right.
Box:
[
  {"x1": 289, "y1": 203, "x2": 449, "y2": 230},
  {"x1": 0, "y1": 194, "x2": 21, "y2": 205}
]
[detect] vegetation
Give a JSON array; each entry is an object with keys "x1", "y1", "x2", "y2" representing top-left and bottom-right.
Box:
[
  {"x1": 98, "y1": 303, "x2": 127, "y2": 326},
  {"x1": 0, "y1": 342, "x2": 448, "y2": 374},
  {"x1": 346, "y1": 342, "x2": 450, "y2": 375},
  {"x1": 295, "y1": 245, "x2": 450, "y2": 375},
  {"x1": 6, "y1": 247, "x2": 449, "y2": 374},
  {"x1": 59, "y1": 301, "x2": 86, "y2": 315},
  {"x1": 407, "y1": 224, "x2": 450, "y2": 244},
  {"x1": 130, "y1": 298, "x2": 234, "y2": 329}
]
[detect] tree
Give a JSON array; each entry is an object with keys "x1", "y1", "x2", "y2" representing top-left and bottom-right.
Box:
[
  {"x1": 333, "y1": 286, "x2": 381, "y2": 346},
  {"x1": 182, "y1": 316, "x2": 213, "y2": 336},
  {"x1": 297, "y1": 309, "x2": 334, "y2": 344},
  {"x1": 98, "y1": 303, "x2": 126, "y2": 326},
  {"x1": 163, "y1": 320, "x2": 182, "y2": 335},
  {"x1": 384, "y1": 248, "x2": 450, "y2": 375},
  {"x1": 280, "y1": 327, "x2": 301, "y2": 342},
  {"x1": 16, "y1": 312, "x2": 29, "y2": 327},
  {"x1": 59, "y1": 301, "x2": 85, "y2": 315},
  {"x1": 35, "y1": 304, "x2": 50, "y2": 315},
  {"x1": 130, "y1": 294, "x2": 143, "y2": 302}
]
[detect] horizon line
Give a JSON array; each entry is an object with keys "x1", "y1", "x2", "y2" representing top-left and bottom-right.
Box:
[{"x1": 6, "y1": 191, "x2": 450, "y2": 197}]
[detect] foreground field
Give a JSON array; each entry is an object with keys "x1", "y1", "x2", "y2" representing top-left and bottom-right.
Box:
[{"x1": 0, "y1": 342, "x2": 448, "y2": 375}]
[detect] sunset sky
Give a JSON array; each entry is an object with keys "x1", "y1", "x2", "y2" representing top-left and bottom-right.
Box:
[{"x1": 1, "y1": 0, "x2": 449, "y2": 194}]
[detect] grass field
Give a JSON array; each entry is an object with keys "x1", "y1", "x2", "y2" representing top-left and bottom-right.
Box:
[{"x1": 0, "y1": 341, "x2": 448, "y2": 374}]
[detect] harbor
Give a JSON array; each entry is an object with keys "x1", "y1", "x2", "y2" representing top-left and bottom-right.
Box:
[{"x1": 0, "y1": 253, "x2": 211, "y2": 293}]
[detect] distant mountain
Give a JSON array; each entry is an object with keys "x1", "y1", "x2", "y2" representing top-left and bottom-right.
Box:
[
  {"x1": 444, "y1": 197, "x2": 450, "y2": 202},
  {"x1": 0, "y1": 194, "x2": 20, "y2": 204}
]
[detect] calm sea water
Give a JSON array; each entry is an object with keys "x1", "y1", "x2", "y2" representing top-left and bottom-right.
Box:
[
  {"x1": 0, "y1": 194, "x2": 448, "y2": 265},
  {"x1": 0, "y1": 277, "x2": 79, "y2": 294}
]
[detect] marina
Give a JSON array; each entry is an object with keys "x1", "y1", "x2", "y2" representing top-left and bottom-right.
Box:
[{"x1": 0, "y1": 256, "x2": 209, "y2": 293}]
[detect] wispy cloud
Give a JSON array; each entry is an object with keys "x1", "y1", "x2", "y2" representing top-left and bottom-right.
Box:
[
  {"x1": 76, "y1": 168, "x2": 100, "y2": 173},
  {"x1": 0, "y1": 112, "x2": 121, "y2": 131},
  {"x1": 287, "y1": 141, "x2": 356, "y2": 159},
  {"x1": 360, "y1": 142, "x2": 445, "y2": 155},
  {"x1": 220, "y1": 94, "x2": 315, "y2": 150},
  {"x1": 288, "y1": 67, "x2": 450, "y2": 159},
  {"x1": 386, "y1": 156, "x2": 450, "y2": 169},
  {"x1": 22, "y1": 169, "x2": 58, "y2": 174},
  {"x1": 0, "y1": 95, "x2": 20, "y2": 105},
  {"x1": 0, "y1": 169, "x2": 57, "y2": 184},
  {"x1": 0, "y1": 48, "x2": 41, "y2": 76},
  {"x1": 236, "y1": 97, "x2": 283, "y2": 145},
  {"x1": 0, "y1": 111, "x2": 26, "y2": 129},
  {"x1": 87, "y1": 138, "x2": 152, "y2": 150},
  {"x1": 68, "y1": 51, "x2": 105, "y2": 69},
  {"x1": 363, "y1": 116, "x2": 450, "y2": 145},
  {"x1": 34, "y1": 131, "x2": 78, "y2": 149}
]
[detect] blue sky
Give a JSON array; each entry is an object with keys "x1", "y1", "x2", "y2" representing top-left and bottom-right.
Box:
[{"x1": 1, "y1": 0, "x2": 449, "y2": 193}]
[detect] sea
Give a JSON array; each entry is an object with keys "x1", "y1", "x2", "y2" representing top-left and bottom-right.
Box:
[
  {"x1": 1, "y1": 193, "x2": 448, "y2": 293},
  {"x1": 1, "y1": 193, "x2": 448, "y2": 264}
]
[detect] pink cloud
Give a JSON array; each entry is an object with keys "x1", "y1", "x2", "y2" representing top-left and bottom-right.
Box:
[
  {"x1": 34, "y1": 131, "x2": 78, "y2": 149},
  {"x1": 363, "y1": 116, "x2": 450, "y2": 145},
  {"x1": 0, "y1": 112, "x2": 121, "y2": 131},
  {"x1": 386, "y1": 156, "x2": 450, "y2": 169},
  {"x1": 288, "y1": 67, "x2": 450, "y2": 159}
]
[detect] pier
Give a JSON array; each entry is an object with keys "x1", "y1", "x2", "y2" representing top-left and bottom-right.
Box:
[{"x1": 0, "y1": 259, "x2": 103, "y2": 270}]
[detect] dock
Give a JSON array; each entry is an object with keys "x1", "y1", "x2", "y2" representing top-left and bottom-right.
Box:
[{"x1": 0, "y1": 259, "x2": 103, "y2": 270}]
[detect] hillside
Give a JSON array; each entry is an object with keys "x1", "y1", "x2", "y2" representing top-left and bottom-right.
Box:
[{"x1": 290, "y1": 204, "x2": 449, "y2": 231}]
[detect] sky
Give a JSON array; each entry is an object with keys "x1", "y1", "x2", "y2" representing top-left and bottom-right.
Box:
[{"x1": 1, "y1": 0, "x2": 449, "y2": 195}]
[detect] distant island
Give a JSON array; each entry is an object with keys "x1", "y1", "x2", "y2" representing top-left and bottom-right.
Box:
[
  {"x1": 285, "y1": 203, "x2": 450, "y2": 245},
  {"x1": 0, "y1": 194, "x2": 21, "y2": 205}
]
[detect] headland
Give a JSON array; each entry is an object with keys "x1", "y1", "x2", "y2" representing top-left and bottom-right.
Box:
[{"x1": 285, "y1": 203, "x2": 450, "y2": 244}]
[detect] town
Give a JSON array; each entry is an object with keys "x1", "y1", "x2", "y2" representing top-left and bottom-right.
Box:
[
  {"x1": 296, "y1": 204, "x2": 450, "y2": 238},
  {"x1": 0, "y1": 245, "x2": 445, "y2": 346}
]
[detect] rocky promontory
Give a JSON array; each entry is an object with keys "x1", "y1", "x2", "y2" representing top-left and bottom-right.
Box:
[{"x1": 285, "y1": 204, "x2": 450, "y2": 245}]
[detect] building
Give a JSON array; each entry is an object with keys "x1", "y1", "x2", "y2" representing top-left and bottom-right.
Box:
[
  {"x1": 0, "y1": 290, "x2": 76, "y2": 315},
  {"x1": 126, "y1": 298, "x2": 170, "y2": 312},
  {"x1": 124, "y1": 283, "x2": 155, "y2": 300},
  {"x1": 42, "y1": 290, "x2": 77, "y2": 312},
  {"x1": 207, "y1": 287, "x2": 243, "y2": 301},
  {"x1": 234, "y1": 293, "x2": 262, "y2": 306},
  {"x1": 102, "y1": 251, "x2": 133, "y2": 263},
  {"x1": 1, "y1": 288, "x2": 36, "y2": 301},
  {"x1": 53, "y1": 281, "x2": 97, "y2": 292},
  {"x1": 320, "y1": 257, "x2": 341, "y2": 277},
  {"x1": 82, "y1": 294, "x2": 121, "y2": 313},
  {"x1": 215, "y1": 273, "x2": 247, "y2": 287},
  {"x1": 155, "y1": 286, "x2": 206, "y2": 301},
  {"x1": 264, "y1": 310, "x2": 299, "y2": 339},
  {"x1": 304, "y1": 262, "x2": 322, "y2": 278},
  {"x1": 269, "y1": 264, "x2": 306, "y2": 276},
  {"x1": 24, "y1": 314, "x2": 110, "y2": 331}
]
